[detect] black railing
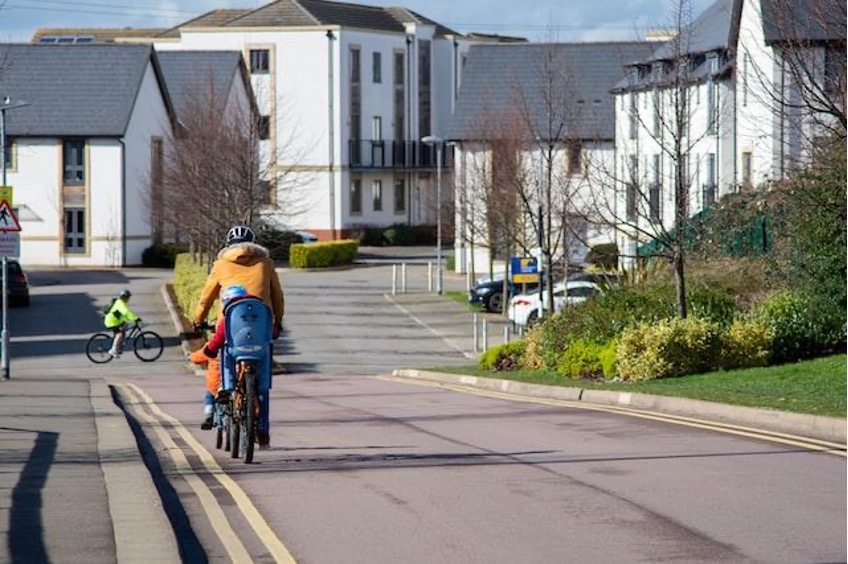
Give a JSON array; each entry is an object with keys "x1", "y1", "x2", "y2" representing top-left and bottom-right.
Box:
[{"x1": 348, "y1": 140, "x2": 453, "y2": 169}]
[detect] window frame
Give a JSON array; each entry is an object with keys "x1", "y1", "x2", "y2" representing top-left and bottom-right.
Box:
[
  {"x1": 372, "y1": 179, "x2": 383, "y2": 211},
  {"x1": 372, "y1": 51, "x2": 382, "y2": 84},
  {"x1": 63, "y1": 207, "x2": 86, "y2": 254},
  {"x1": 350, "y1": 177, "x2": 362, "y2": 215},
  {"x1": 63, "y1": 139, "x2": 85, "y2": 186},
  {"x1": 393, "y1": 177, "x2": 406, "y2": 214}
]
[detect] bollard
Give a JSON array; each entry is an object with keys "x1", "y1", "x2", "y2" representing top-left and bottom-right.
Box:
[
  {"x1": 392, "y1": 264, "x2": 397, "y2": 295},
  {"x1": 472, "y1": 312, "x2": 479, "y2": 353},
  {"x1": 428, "y1": 262, "x2": 433, "y2": 293},
  {"x1": 503, "y1": 325, "x2": 509, "y2": 344},
  {"x1": 482, "y1": 318, "x2": 488, "y2": 351},
  {"x1": 401, "y1": 263, "x2": 407, "y2": 293}
]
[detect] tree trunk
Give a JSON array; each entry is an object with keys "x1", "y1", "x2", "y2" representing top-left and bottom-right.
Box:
[{"x1": 674, "y1": 249, "x2": 687, "y2": 318}]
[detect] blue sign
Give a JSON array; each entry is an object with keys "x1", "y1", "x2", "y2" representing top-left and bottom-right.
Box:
[{"x1": 510, "y1": 256, "x2": 539, "y2": 283}]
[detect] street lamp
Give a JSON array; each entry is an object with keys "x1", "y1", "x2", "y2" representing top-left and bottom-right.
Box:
[{"x1": 421, "y1": 135, "x2": 451, "y2": 295}]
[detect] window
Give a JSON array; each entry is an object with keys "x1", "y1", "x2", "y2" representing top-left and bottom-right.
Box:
[
  {"x1": 567, "y1": 142, "x2": 582, "y2": 175},
  {"x1": 350, "y1": 47, "x2": 361, "y2": 84},
  {"x1": 258, "y1": 115, "x2": 271, "y2": 140},
  {"x1": 393, "y1": 178, "x2": 405, "y2": 213},
  {"x1": 653, "y1": 92, "x2": 661, "y2": 137},
  {"x1": 824, "y1": 46, "x2": 845, "y2": 95},
  {"x1": 629, "y1": 94, "x2": 638, "y2": 139},
  {"x1": 372, "y1": 116, "x2": 382, "y2": 141},
  {"x1": 742, "y1": 151, "x2": 752, "y2": 186},
  {"x1": 393, "y1": 52, "x2": 405, "y2": 141},
  {"x1": 150, "y1": 137, "x2": 164, "y2": 240},
  {"x1": 350, "y1": 178, "x2": 362, "y2": 214},
  {"x1": 418, "y1": 39, "x2": 431, "y2": 137},
  {"x1": 372, "y1": 180, "x2": 383, "y2": 211},
  {"x1": 626, "y1": 155, "x2": 638, "y2": 221},
  {"x1": 650, "y1": 154, "x2": 661, "y2": 222},
  {"x1": 706, "y1": 80, "x2": 716, "y2": 135},
  {"x1": 64, "y1": 207, "x2": 85, "y2": 253},
  {"x1": 704, "y1": 153, "x2": 716, "y2": 206},
  {"x1": 2, "y1": 138, "x2": 13, "y2": 170},
  {"x1": 372, "y1": 51, "x2": 382, "y2": 83},
  {"x1": 63, "y1": 140, "x2": 85, "y2": 185},
  {"x1": 249, "y1": 49, "x2": 269, "y2": 74}
]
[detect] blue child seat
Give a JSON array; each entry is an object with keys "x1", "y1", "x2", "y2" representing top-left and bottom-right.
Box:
[{"x1": 220, "y1": 297, "x2": 273, "y2": 393}]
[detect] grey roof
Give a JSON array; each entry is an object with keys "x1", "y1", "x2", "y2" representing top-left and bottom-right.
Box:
[
  {"x1": 761, "y1": 0, "x2": 846, "y2": 43},
  {"x1": 449, "y1": 42, "x2": 657, "y2": 142},
  {"x1": 167, "y1": 0, "x2": 457, "y2": 37},
  {"x1": 650, "y1": 0, "x2": 742, "y2": 60},
  {"x1": 0, "y1": 43, "x2": 171, "y2": 137},
  {"x1": 157, "y1": 51, "x2": 244, "y2": 122}
]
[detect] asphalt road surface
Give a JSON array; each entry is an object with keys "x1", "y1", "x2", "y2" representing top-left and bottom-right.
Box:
[{"x1": 4, "y1": 255, "x2": 845, "y2": 563}]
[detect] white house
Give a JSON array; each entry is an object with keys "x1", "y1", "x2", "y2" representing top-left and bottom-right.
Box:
[
  {"x1": 448, "y1": 41, "x2": 657, "y2": 276},
  {"x1": 1, "y1": 44, "x2": 255, "y2": 266},
  {"x1": 612, "y1": 0, "x2": 845, "y2": 265},
  {"x1": 146, "y1": 0, "x2": 475, "y2": 241},
  {"x1": 0, "y1": 43, "x2": 176, "y2": 266}
]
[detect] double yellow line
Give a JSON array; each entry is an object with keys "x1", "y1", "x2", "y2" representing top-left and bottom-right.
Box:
[
  {"x1": 117, "y1": 383, "x2": 297, "y2": 563},
  {"x1": 382, "y1": 376, "x2": 847, "y2": 457}
]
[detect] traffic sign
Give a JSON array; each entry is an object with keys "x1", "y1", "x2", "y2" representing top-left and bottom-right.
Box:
[
  {"x1": 0, "y1": 200, "x2": 21, "y2": 232},
  {"x1": 0, "y1": 232, "x2": 20, "y2": 257},
  {"x1": 0, "y1": 186, "x2": 12, "y2": 206},
  {"x1": 510, "y1": 256, "x2": 540, "y2": 284}
]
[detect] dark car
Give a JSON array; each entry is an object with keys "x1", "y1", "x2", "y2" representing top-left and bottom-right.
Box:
[
  {"x1": 469, "y1": 278, "x2": 539, "y2": 313},
  {"x1": 6, "y1": 259, "x2": 30, "y2": 307}
]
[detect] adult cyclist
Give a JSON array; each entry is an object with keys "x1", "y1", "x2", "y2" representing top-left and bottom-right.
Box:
[{"x1": 193, "y1": 225, "x2": 284, "y2": 446}]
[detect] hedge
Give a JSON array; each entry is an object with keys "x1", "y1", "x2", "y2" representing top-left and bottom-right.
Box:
[
  {"x1": 172, "y1": 253, "x2": 215, "y2": 322},
  {"x1": 289, "y1": 240, "x2": 359, "y2": 268}
]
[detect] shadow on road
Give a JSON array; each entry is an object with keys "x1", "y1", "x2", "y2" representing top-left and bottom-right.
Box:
[{"x1": 7, "y1": 426, "x2": 57, "y2": 564}]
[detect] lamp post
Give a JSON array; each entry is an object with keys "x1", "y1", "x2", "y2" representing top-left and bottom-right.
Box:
[
  {"x1": 1, "y1": 97, "x2": 30, "y2": 381},
  {"x1": 421, "y1": 135, "x2": 452, "y2": 295}
]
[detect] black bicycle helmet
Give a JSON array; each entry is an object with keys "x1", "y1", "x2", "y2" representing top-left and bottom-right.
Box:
[
  {"x1": 120, "y1": 289, "x2": 132, "y2": 300},
  {"x1": 226, "y1": 225, "x2": 255, "y2": 245}
]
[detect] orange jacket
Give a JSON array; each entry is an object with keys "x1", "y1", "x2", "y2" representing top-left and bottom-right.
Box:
[{"x1": 193, "y1": 242, "x2": 284, "y2": 327}]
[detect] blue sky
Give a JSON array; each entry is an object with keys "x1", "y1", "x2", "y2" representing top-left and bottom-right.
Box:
[{"x1": 0, "y1": 0, "x2": 713, "y2": 43}]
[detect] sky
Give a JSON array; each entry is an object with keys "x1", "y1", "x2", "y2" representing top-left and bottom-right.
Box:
[{"x1": 0, "y1": 0, "x2": 714, "y2": 44}]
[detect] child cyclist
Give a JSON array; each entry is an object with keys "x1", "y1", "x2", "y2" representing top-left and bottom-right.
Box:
[
  {"x1": 190, "y1": 285, "x2": 279, "y2": 432},
  {"x1": 105, "y1": 289, "x2": 140, "y2": 358}
]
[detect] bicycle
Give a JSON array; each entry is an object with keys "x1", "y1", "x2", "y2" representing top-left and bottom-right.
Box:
[
  {"x1": 194, "y1": 321, "x2": 234, "y2": 454},
  {"x1": 86, "y1": 320, "x2": 164, "y2": 363}
]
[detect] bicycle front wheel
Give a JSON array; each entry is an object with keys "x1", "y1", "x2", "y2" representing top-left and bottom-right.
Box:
[
  {"x1": 86, "y1": 333, "x2": 115, "y2": 364},
  {"x1": 134, "y1": 331, "x2": 164, "y2": 362},
  {"x1": 243, "y1": 366, "x2": 257, "y2": 464}
]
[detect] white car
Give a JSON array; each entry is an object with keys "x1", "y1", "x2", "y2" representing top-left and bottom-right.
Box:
[{"x1": 508, "y1": 280, "x2": 601, "y2": 328}]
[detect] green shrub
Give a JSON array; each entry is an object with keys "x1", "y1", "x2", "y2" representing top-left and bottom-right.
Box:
[
  {"x1": 720, "y1": 317, "x2": 772, "y2": 369},
  {"x1": 289, "y1": 240, "x2": 359, "y2": 268},
  {"x1": 557, "y1": 340, "x2": 604, "y2": 379},
  {"x1": 616, "y1": 317, "x2": 722, "y2": 381},
  {"x1": 520, "y1": 328, "x2": 546, "y2": 370},
  {"x1": 172, "y1": 253, "x2": 216, "y2": 321},
  {"x1": 478, "y1": 340, "x2": 527, "y2": 371},
  {"x1": 256, "y1": 228, "x2": 302, "y2": 262},
  {"x1": 755, "y1": 291, "x2": 841, "y2": 363},
  {"x1": 383, "y1": 223, "x2": 416, "y2": 245},
  {"x1": 142, "y1": 242, "x2": 189, "y2": 268},
  {"x1": 598, "y1": 340, "x2": 617, "y2": 379}
]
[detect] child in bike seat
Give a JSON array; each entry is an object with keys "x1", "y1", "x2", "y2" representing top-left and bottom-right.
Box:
[
  {"x1": 190, "y1": 284, "x2": 279, "y2": 430},
  {"x1": 105, "y1": 289, "x2": 140, "y2": 359}
]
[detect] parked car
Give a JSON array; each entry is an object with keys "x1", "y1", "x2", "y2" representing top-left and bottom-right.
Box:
[
  {"x1": 5, "y1": 259, "x2": 30, "y2": 307},
  {"x1": 296, "y1": 231, "x2": 319, "y2": 243},
  {"x1": 469, "y1": 278, "x2": 539, "y2": 313},
  {"x1": 508, "y1": 280, "x2": 601, "y2": 328}
]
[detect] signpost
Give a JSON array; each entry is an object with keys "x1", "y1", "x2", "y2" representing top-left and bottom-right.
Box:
[
  {"x1": 509, "y1": 256, "x2": 539, "y2": 284},
  {"x1": 0, "y1": 192, "x2": 18, "y2": 381}
]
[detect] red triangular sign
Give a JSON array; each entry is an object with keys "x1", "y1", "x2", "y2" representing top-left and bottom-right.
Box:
[{"x1": 0, "y1": 200, "x2": 21, "y2": 232}]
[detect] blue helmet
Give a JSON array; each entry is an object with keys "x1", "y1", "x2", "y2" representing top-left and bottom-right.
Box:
[{"x1": 221, "y1": 284, "x2": 248, "y2": 305}]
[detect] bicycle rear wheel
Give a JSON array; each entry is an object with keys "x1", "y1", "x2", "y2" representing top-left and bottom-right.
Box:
[
  {"x1": 134, "y1": 331, "x2": 164, "y2": 362},
  {"x1": 242, "y1": 366, "x2": 257, "y2": 464},
  {"x1": 86, "y1": 333, "x2": 115, "y2": 364}
]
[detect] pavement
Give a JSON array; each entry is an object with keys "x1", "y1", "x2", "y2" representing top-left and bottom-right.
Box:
[{"x1": 0, "y1": 251, "x2": 843, "y2": 562}]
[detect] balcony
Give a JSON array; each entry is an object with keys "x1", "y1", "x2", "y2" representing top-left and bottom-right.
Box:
[{"x1": 348, "y1": 140, "x2": 453, "y2": 170}]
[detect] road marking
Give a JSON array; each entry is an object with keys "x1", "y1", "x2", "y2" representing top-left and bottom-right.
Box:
[
  {"x1": 380, "y1": 376, "x2": 847, "y2": 458},
  {"x1": 125, "y1": 383, "x2": 297, "y2": 563},
  {"x1": 117, "y1": 384, "x2": 252, "y2": 563},
  {"x1": 383, "y1": 294, "x2": 476, "y2": 360}
]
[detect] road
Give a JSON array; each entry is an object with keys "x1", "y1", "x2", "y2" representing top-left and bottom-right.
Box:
[{"x1": 2, "y1": 252, "x2": 845, "y2": 563}]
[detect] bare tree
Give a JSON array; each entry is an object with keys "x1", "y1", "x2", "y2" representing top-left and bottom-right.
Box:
[{"x1": 585, "y1": 0, "x2": 734, "y2": 318}]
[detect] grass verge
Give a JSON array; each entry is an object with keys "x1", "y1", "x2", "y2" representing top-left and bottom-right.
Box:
[
  {"x1": 429, "y1": 354, "x2": 846, "y2": 418},
  {"x1": 444, "y1": 290, "x2": 483, "y2": 311}
]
